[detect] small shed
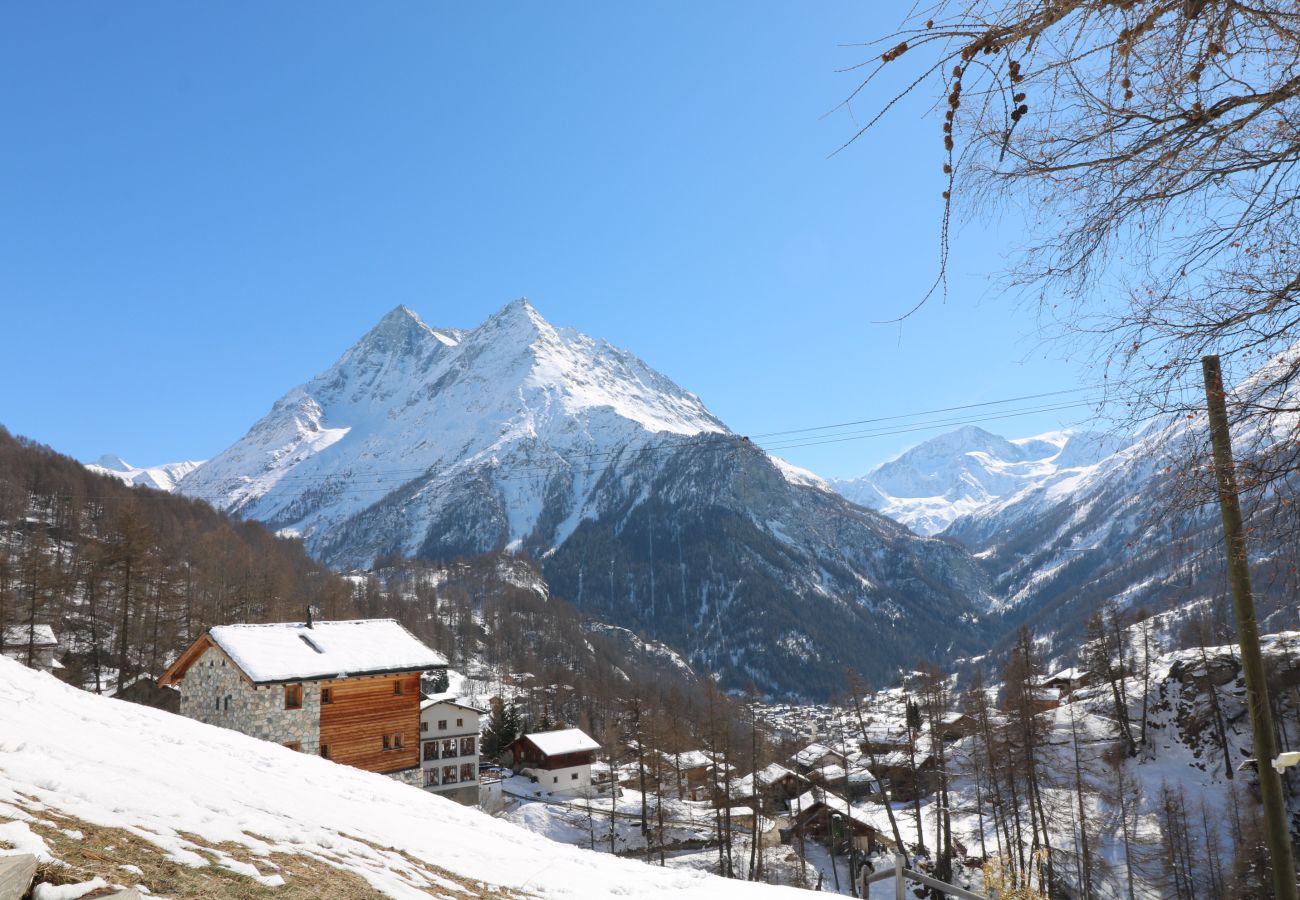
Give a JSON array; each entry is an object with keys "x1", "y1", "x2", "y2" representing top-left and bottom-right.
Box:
[{"x1": 1, "y1": 625, "x2": 58, "y2": 673}]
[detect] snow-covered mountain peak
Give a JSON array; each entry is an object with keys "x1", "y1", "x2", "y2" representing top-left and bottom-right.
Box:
[
  {"x1": 93, "y1": 453, "x2": 133, "y2": 471},
  {"x1": 832, "y1": 425, "x2": 1123, "y2": 536},
  {"x1": 178, "y1": 300, "x2": 729, "y2": 553},
  {"x1": 86, "y1": 456, "x2": 206, "y2": 492}
]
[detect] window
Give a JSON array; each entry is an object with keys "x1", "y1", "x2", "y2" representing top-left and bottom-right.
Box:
[
  {"x1": 423, "y1": 742, "x2": 437, "y2": 762},
  {"x1": 442, "y1": 765, "x2": 457, "y2": 784},
  {"x1": 224, "y1": 696, "x2": 231, "y2": 711},
  {"x1": 214, "y1": 697, "x2": 220, "y2": 711},
  {"x1": 420, "y1": 721, "x2": 428, "y2": 733},
  {"x1": 320, "y1": 687, "x2": 332, "y2": 705},
  {"x1": 424, "y1": 768, "x2": 439, "y2": 787},
  {"x1": 284, "y1": 684, "x2": 302, "y2": 710},
  {"x1": 393, "y1": 680, "x2": 403, "y2": 696},
  {"x1": 456, "y1": 718, "x2": 463, "y2": 727},
  {"x1": 283, "y1": 741, "x2": 301, "y2": 752},
  {"x1": 320, "y1": 745, "x2": 330, "y2": 759},
  {"x1": 571, "y1": 773, "x2": 579, "y2": 780},
  {"x1": 460, "y1": 737, "x2": 475, "y2": 757},
  {"x1": 441, "y1": 739, "x2": 457, "y2": 759},
  {"x1": 438, "y1": 720, "x2": 447, "y2": 730},
  {"x1": 460, "y1": 763, "x2": 474, "y2": 782},
  {"x1": 383, "y1": 735, "x2": 391, "y2": 751},
  {"x1": 393, "y1": 733, "x2": 403, "y2": 750},
  {"x1": 553, "y1": 776, "x2": 558, "y2": 784}
]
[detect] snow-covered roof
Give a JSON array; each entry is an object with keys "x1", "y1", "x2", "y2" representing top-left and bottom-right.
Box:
[
  {"x1": 203, "y1": 619, "x2": 446, "y2": 683},
  {"x1": 791, "y1": 789, "x2": 884, "y2": 834},
  {"x1": 524, "y1": 728, "x2": 600, "y2": 757},
  {"x1": 421, "y1": 696, "x2": 486, "y2": 714},
  {"x1": 674, "y1": 750, "x2": 712, "y2": 769},
  {"x1": 812, "y1": 763, "x2": 847, "y2": 781},
  {"x1": 792, "y1": 742, "x2": 845, "y2": 768},
  {"x1": 731, "y1": 763, "x2": 804, "y2": 797},
  {"x1": 2, "y1": 624, "x2": 57, "y2": 648}
]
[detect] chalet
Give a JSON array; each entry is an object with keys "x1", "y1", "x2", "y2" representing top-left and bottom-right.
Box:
[
  {"x1": 843, "y1": 763, "x2": 878, "y2": 800},
  {"x1": 112, "y1": 674, "x2": 180, "y2": 714},
  {"x1": 660, "y1": 749, "x2": 731, "y2": 801},
  {"x1": 1042, "y1": 667, "x2": 1093, "y2": 698},
  {"x1": 859, "y1": 723, "x2": 911, "y2": 756},
  {"x1": 729, "y1": 762, "x2": 810, "y2": 813},
  {"x1": 1031, "y1": 687, "x2": 1062, "y2": 712},
  {"x1": 509, "y1": 728, "x2": 600, "y2": 796},
  {"x1": 790, "y1": 742, "x2": 849, "y2": 775},
  {"x1": 789, "y1": 789, "x2": 894, "y2": 855},
  {"x1": 2, "y1": 625, "x2": 58, "y2": 673},
  {"x1": 938, "y1": 711, "x2": 979, "y2": 743},
  {"x1": 872, "y1": 744, "x2": 939, "y2": 802},
  {"x1": 419, "y1": 696, "x2": 485, "y2": 805},
  {"x1": 159, "y1": 618, "x2": 446, "y2": 784}
]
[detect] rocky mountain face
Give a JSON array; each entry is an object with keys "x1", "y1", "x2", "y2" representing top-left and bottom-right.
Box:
[{"x1": 176, "y1": 301, "x2": 997, "y2": 697}]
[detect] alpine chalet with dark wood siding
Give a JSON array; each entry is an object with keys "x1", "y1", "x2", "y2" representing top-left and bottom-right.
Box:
[{"x1": 160, "y1": 618, "x2": 446, "y2": 784}]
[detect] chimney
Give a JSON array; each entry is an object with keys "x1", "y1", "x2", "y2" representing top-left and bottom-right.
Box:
[{"x1": 306, "y1": 607, "x2": 314, "y2": 629}]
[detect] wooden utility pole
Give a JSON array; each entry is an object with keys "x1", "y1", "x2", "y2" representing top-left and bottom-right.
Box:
[{"x1": 1202, "y1": 354, "x2": 1298, "y2": 900}]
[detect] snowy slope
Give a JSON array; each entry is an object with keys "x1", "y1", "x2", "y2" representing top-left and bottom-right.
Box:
[
  {"x1": 831, "y1": 426, "x2": 1124, "y2": 536},
  {"x1": 86, "y1": 454, "x2": 205, "y2": 492},
  {"x1": 175, "y1": 301, "x2": 998, "y2": 697},
  {"x1": 0, "y1": 656, "x2": 804, "y2": 899}
]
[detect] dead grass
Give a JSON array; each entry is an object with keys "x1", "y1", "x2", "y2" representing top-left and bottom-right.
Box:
[{"x1": 3, "y1": 805, "x2": 519, "y2": 899}]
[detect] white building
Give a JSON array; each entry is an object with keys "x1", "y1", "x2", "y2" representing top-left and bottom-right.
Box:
[
  {"x1": 419, "y1": 697, "x2": 484, "y2": 805},
  {"x1": 509, "y1": 728, "x2": 600, "y2": 797}
]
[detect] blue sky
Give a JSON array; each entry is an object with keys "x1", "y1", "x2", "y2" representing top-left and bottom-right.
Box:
[{"x1": 0, "y1": 3, "x2": 1097, "y2": 479}]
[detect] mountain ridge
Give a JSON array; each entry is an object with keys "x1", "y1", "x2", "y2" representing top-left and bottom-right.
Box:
[{"x1": 171, "y1": 300, "x2": 999, "y2": 696}]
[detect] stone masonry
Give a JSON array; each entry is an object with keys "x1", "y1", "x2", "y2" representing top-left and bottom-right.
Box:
[{"x1": 178, "y1": 645, "x2": 320, "y2": 752}]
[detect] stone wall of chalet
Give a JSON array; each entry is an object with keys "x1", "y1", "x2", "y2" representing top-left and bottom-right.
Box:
[{"x1": 179, "y1": 645, "x2": 320, "y2": 752}]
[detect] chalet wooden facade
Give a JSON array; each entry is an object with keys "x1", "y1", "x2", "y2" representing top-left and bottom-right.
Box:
[{"x1": 160, "y1": 618, "x2": 446, "y2": 783}]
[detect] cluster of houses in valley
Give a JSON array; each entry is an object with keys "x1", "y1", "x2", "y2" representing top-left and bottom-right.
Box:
[{"x1": 4, "y1": 613, "x2": 1099, "y2": 869}]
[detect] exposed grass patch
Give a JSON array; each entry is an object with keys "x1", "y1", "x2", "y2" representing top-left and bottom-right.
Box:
[
  {"x1": 5, "y1": 804, "x2": 527, "y2": 899},
  {"x1": 3, "y1": 806, "x2": 438, "y2": 899}
]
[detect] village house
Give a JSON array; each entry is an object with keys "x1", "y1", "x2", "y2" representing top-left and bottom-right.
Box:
[
  {"x1": 659, "y1": 749, "x2": 732, "y2": 801},
  {"x1": 1041, "y1": 666, "x2": 1094, "y2": 699},
  {"x1": 790, "y1": 741, "x2": 849, "y2": 775},
  {"x1": 112, "y1": 673, "x2": 180, "y2": 714},
  {"x1": 2, "y1": 624, "x2": 59, "y2": 673},
  {"x1": 160, "y1": 617, "x2": 447, "y2": 784},
  {"x1": 729, "y1": 762, "x2": 810, "y2": 814},
  {"x1": 419, "y1": 696, "x2": 484, "y2": 805},
  {"x1": 871, "y1": 741, "x2": 939, "y2": 802},
  {"x1": 508, "y1": 728, "x2": 601, "y2": 796},
  {"x1": 937, "y1": 711, "x2": 979, "y2": 743},
  {"x1": 789, "y1": 788, "x2": 895, "y2": 856}
]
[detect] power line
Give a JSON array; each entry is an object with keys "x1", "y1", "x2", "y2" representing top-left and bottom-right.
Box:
[
  {"x1": 45, "y1": 379, "x2": 1150, "y2": 505},
  {"x1": 105, "y1": 394, "x2": 1117, "y2": 504}
]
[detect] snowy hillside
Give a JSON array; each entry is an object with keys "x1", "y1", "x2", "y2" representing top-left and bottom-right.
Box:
[
  {"x1": 86, "y1": 454, "x2": 205, "y2": 492},
  {"x1": 0, "y1": 656, "x2": 804, "y2": 899},
  {"x1": 175, "y1": 301, "x2": 998, "y2": 696},
  {"x1": 831, "y1": 426, "x2": 1124, "y2": 536}
]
